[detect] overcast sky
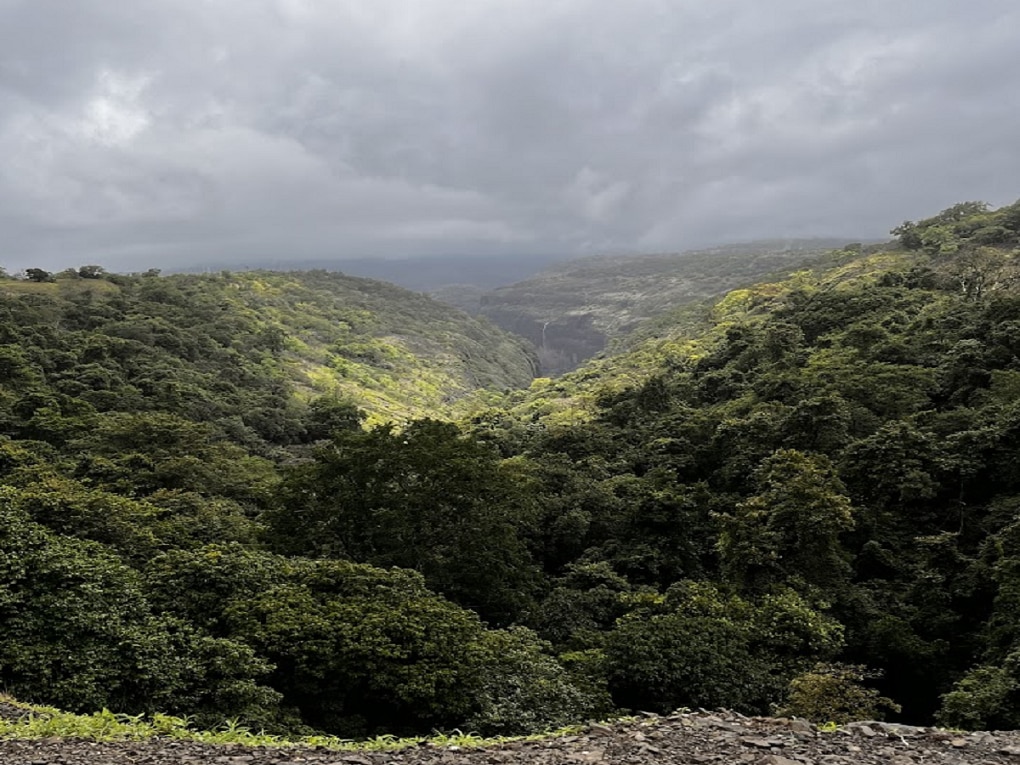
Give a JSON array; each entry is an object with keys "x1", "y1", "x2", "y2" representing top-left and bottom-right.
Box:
[{"x1": 1, "y1": 0, "x2": 1018, "y2": 272}]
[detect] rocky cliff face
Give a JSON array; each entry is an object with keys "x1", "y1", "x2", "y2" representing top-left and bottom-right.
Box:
[{"x1": 477, "y1": 305, "x2": 607, "y2": 375}]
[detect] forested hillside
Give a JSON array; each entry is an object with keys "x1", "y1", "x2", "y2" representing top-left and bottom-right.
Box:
[
  {"x1": 0, "y1": 269, "x2": 536, "y2": 428},
  {"x1": 2, "y1": 200, "x2": 1020, "y2": 740},
  {"x1": 470, "y1": 199, "x2": 1020, "y2": 727}
]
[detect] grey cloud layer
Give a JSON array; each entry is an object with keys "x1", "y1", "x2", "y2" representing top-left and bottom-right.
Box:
[{"x1": 1, "y1": 0, "x2": 1018, "y2": 271}]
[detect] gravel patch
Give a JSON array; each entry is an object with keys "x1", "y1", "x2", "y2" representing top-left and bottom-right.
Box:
[{"x1": 4, "y1": 711, "x2": 1020, "y2": 765}]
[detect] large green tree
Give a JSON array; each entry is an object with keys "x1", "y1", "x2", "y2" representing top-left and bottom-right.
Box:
[
  {"x1": 718, "y1": 449, "x2": 855, "y2": 597},
  {"x1": 266, "y1": 419, "x2": 539, "y2": 623}
]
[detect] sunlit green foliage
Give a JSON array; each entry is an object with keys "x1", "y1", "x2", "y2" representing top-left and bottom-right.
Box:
[
  {"x1": 479, "y1": 239, "x2": 855, "y2": 375},
  {"x1": 0, "y1": 269, "x2": 535, "y2": 443},
  {"x1": 0, "y1": 693, "x2": 588, "y2": 750},
  {"x1": 485, "y1": 200, "x2": 1020, "y2": 726},
  {"x1": 894, "y1": 200, "x2": 1020, "y2": 254}
]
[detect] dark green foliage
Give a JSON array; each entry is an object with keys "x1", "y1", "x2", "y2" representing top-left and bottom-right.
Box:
[
  {"x1": 24, "y1": 268, "x2": 54, "y2": 283},
  {"x1": 894, "y1": 200, "x2": 1020, "y2": 254},
  {"x1": 0, "y1": 494, "x2": 279, "y2": 726},
  {"x1": 465, "y1": 626, "x2": 612, "y2": 734},
  {"x1": 0, "y1": 267, "x2": 551, "y2": 736},
  {"x1": 603, "y1": 582, "x2": 842, "y2": 714},
  {"x1": 301, "y1": 396, "x2": 364, "y2": 441},
  {"x1": 530, "y1": 562, "x2": 642, "y2": 649},
  {"x1": 266, "y1": 419, "x2": 540, "y2": 624},
  {"x1": 718, "y1": 449, "x2": 854, "y2": 597},
  {"x1": 488, "y1": 201, "x2": 1020, "y2": 725},
  {"x1": 143, "y1": 545, "x2": 597, "y2": 736},
  {"x1": 939, "y1": 654, "x2": 1020, "y2": 730},
  {"x1": 222, "y1": 558, "x2": 488, "y2": 735}
]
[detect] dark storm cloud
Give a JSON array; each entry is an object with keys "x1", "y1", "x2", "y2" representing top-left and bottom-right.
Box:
[{"x1": 1, "y1": 0, "x2": 1018, "y2": 272}]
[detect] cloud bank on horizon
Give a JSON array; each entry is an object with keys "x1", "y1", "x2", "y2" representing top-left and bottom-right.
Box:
[{"x1": 1, "y1": 0, "x2": 1018, "y2": 272}]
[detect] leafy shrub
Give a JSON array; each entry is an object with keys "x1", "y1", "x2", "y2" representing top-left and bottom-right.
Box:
[
  {"x1": 781, "y1": 663, "x2": 900, "y2": 723},
  {"x1": 0, "y1": 494, "x2": 278, "y2": 723},
  {"x1": 464, "y1": 626, "x2": 609, "y2": 735},
  {"x1": 939, "y1": 654, "x2": 1020, "y2": 730},
  {"x1": 603, "y1": 582, "x2": 842, "y2": 714}
]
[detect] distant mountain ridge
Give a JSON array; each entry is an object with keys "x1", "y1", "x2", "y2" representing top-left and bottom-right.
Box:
[{"x1": 175, "y1": 254, "x2": 566, "y2": 292}]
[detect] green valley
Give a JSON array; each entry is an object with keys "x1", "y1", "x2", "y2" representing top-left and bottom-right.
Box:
[{"x1": 2, "y1": 199, "x2": 1020, "y2": 740}]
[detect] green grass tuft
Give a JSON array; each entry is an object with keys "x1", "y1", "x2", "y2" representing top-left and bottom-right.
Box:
[{"x1": 0, "y1": 695, "x2": 586, "y2": 751}]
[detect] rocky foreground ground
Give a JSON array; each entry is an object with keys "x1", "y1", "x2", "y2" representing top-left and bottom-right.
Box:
[{"x1": 3, "y1": 710, "x2": 1020, "y2": 765}]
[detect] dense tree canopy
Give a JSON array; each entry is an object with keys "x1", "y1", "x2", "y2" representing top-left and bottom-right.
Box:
[{"x1": 2, "y1": 200, "x2": 1020, "y2": 735}]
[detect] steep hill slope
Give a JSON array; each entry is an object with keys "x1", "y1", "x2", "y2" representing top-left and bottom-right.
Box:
[
  {"x1": 501, "y1": 244, "x2": 914, "y2": 424},
  {"x1": 473, "y1": 239, "x2": 858, "y2": 374},
  {"x1": 502, "y1": 199, "x2": 1020, "y2": 424},
  {"x1": 0, "y1": 269, "x2": 536, "y2": 429}
]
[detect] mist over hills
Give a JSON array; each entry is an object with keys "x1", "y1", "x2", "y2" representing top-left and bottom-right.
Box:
[
  {"x1": 5, "y1": 0, "x2": 1020, "y2": 746},
  {"x1": 174, "y1": 254, "x2": 567, "y2": 292}
]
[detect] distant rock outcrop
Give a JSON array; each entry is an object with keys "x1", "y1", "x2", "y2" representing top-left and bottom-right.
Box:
[{"x1": 475, "y1": 239, "x2": 861, "y2": 374}]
